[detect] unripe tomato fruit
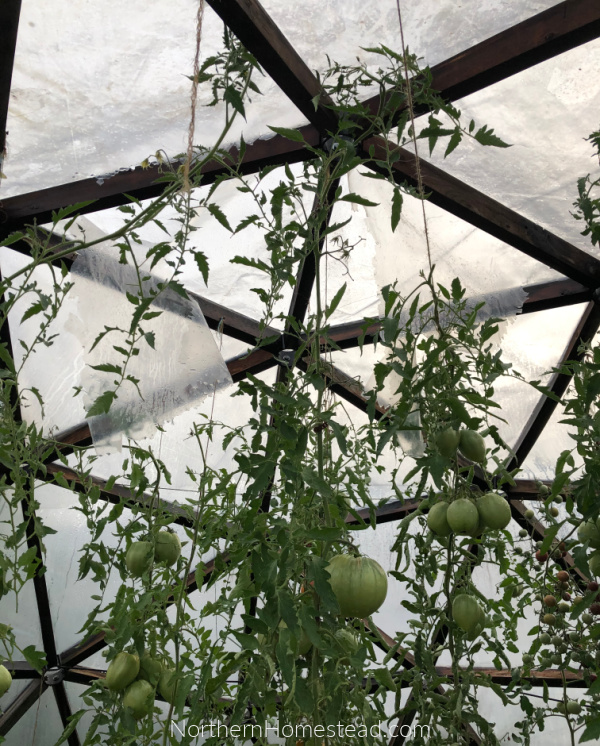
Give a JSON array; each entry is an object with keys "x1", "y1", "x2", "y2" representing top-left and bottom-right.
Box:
[
  {"x1": 566, "y1": 700, "x2": 582, "y2": 715},
  {"x1": 125, "y1": 541, "x2": 154, "y2": 577},
  {"x1": 435, "y1": 427, "x2": 460, "y2": 458},
  {"x1": 427, "y1": 502, "x2": 452, "y2": 536},
  {"x1": 539, "y1": 633, "x2": 551, "y2": 644},
  {"x1": 105, "y1": 652, "x2": 140, "y2": 691},
  {"x1": 589, "y1": 552, "x2": 600, "y2": 577},
  {"x1": 155, "y1": 531, "x2": 181, "y2": 566},
  {"x1": 326, "y1": 554, "x2": 388, "y2": 618},
  {"x1": 458, "y1": 429, "x2": 486, "y2": 463},
  {"x1": 543, "y1": 613, "x2": 556, "y2": 625},
  {"x1": 446, "y1": 499, "x2": 479, "y2": 536},
  {"x1": 452, "y1": 594, "x2": 483, "y2": 632},
  {"x1": 0, "y1": 665, "x2": 12, "y2": 697},
  {"x1": 137, "y1": 651, "x2": 163, "y2": 686},
  {"x1": 524, "y1": 509, "x2": 534, "y2": 519},
  {"x1": 578, "y1": 519, "x2": 600, "y2": 548},
  {"x1": 476, "y1": 493, "x2": 511, "y2": 530},
  {"x1": 334, "y1": 628, "x2": 360, "y2": 655},
  {"x1": 543, "y1": 595, "x2": 557, "y2": 607},
  {"x1": 159, "y1": 668, "x2": 179, "y2": 704},
  {"x1": 582, "y1": 612, "x2": 594, "y2": 624},
  {"x1": 123, "y1": 679, "x2": 155, "y2": 719},
  {"x1": 556, "y1": 571, "x2": 569, "y2": 583}
]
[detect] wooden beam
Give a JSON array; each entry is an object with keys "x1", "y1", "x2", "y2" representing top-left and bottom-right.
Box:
[
  {"x1": 508, "y1": 300, "x2": 600, "y2": 470},
  {"x1": 0, "y1": 125, "x2": 319, "y2": 236},
  {"x1": 0, "y1": 678, "x2": 46, "y2": 736},
  {"x1": 0, "y1": 660, "x2": 38, "y2": 679},
  {"x1": 0, "y1": 0, "x2": 21, "y2": 159},
  {"x1": 53, "y1": 681, "x2": 81, "y2": 746},
  {"x1": 362, "y1": 136, "x2": 600, "y2": 287},
  {"x1": 43, "y1": 462, "x2": 196, "y2": 527},
  {"x1": 436, "y1": 666, "x2": 586, "y2": 688},
  {"x1": 364, "y1": 0, "x2": 600, "y2": 120},
  {"x1": 59, "y1": 553, "x2": 222, "y2": 668},
  {"x1": 206, "y1": 0, "x2": 337, "y2": 133},
  {"x1": 21, "y1": 499, "x2": 59, "y2": 669}
]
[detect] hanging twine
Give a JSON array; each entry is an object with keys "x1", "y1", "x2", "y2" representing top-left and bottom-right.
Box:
[
  {"x1": 183, "y1": 0, "x2": 206, "y2": 193},
  {"x1": 395, "y1": 0, "x2": 434, "y2": 275}
]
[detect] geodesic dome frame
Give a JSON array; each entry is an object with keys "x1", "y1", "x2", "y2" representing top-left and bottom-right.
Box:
[{"x1": 1, "y1": 1, "x2": 600, "y2": 744}]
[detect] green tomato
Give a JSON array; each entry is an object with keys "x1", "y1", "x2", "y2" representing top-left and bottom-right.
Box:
[
  {"x1": 566, "y1": 700, "x2": 582, "y2": 715},
  {"x1": 427, "y1": 502, "x2": 452, "y2": 537},
  {"x1": 326, "y1": 554, "x2": 388, "y2": 618},
  {"x1": 0, "y1": 665, "x2": 12, "y2": 697},
  {"x1": 446, "y1": 499, "x2": 479, "y2": 536},
  {"x1": 334, "y1": 628, "x2": 360, "y2": 655},
  {"x1": 458, "y1": 429, "x2": 486, "y2": 463},
  {"x1": 154, "y1": 531, "x2": 181, "y2": 567},
  {"x1": 123, "y1": 679, "x2": 155, "y2": 719},
  {"x1": 159, "y1": 668, "x2": 179, "y2": 705},
  {"x1": 105, "y1": 652, "x2": 140, "y2": 691},
  {"x1": 125, "y1": 541, "x2": 154, "y2": 578},
  {"x1": 435, "y1": 427, "x2": 460, "y2": 458},
  {"x1": 577, "y1": 519, "x2": 600, "y2": 549},
  {"x1": 137, "y1": 651, "x2": 163, "y2": 686},
  {"x1": 452, "y1": 594, "x2": 484, "y2": 633},
  {"x1": 476, "y1": 492, "x2": 511, "y2": 530}
]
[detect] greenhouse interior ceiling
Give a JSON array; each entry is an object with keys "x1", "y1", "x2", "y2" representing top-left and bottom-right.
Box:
[{"x1": 2, "y1": 0, "x2": 600, "y2": 744}]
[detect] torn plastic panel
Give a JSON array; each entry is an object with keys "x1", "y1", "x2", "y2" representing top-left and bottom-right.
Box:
[{"x1": 67, "y1": 241, "x2": 232, "y2": 452}]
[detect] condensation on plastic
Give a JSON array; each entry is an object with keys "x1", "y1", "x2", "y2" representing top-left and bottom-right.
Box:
[
  {"x1": 262, "y1": 0, "x2": 559, "y2": 74},
  {"x1": 66, "y1": 219, "x2": 232, "y2": 452},
  {"x1": 3, "y1": 1, "x2": 300, "y2": 199},
  {"x1": 424, "y1": 39, "x2": 600, "y2": 253}
]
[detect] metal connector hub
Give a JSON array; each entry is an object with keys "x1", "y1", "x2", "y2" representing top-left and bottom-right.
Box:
[
  {"x1": 43, "y1": 667, "x2": 65, "y2": 686},
  {"x1": 279, "y1": 349, "x2": 295, "y2": 368}
]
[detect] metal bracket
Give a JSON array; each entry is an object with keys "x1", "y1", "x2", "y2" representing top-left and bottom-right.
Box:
[
  {"x1": 279, "y1": 349, "x2": 295, "y2": 368},
  {"x1": 43, "y1": 667, "x2": 65, "y2": 686}
]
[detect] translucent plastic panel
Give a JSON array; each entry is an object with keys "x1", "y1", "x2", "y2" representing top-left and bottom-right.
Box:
[
  {"x1": 4, "y1": 2, "x2": 303, "y2": 198},
  {"x1": 68, "y1": 366, "x2": 277, "y2": 502},
  {"x1": 0, "y1": 500, "x2": 44, "y2": 653},
  {"x1": 0, "y1": 246, "x2": 233, "y2": 446},
  {"x1": 425, "y1": 39, "x2": 600, "y2": 252},
  {"x1": 521, "y1": 397, "x2": 584, "y2": 481},
  {"x1": 2, "y1": 687, "x2": 63, "y2": 746},
  {"x1": 54, "y1": 161, "x2": 314, "y2": 324},
  {"x1": 37, "y1": 481, "x2": 223, "y2": 658},
  {"x1": 263, "y1": 0, "x2": 559, "y2": 75},
  {"x1": 327, "y1": 302, "x2": 586, "y2": 468},
  {"x1": 477, "y1": 688, "x2": 574, "y2": 745},
  {"x1": 349, "y1": 169, "x2": 562, "y2": 307}
]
